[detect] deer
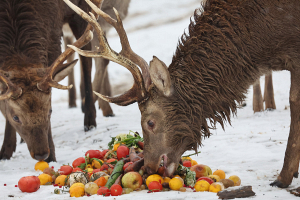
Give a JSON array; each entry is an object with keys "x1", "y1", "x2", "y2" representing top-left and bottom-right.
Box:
[
  {"x1": 66, "y1": 0, "x2": 300, "y2": 188},
  {"x1": 63, "y1": 0, "x2": 131, "y2": 117},
  {"x1": 0, "y1": 0, "x2": 104, "y2": 162}
]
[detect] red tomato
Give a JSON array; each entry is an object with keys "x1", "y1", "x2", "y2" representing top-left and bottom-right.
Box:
[
  {"x1": 196, "y1": 177, "x2": 214, "y2": 185},
  {"x1": 123, "y1": 162, "x2": 133, "y2": 171},
  {"x1": 96, "y1": 150, "x2": 102, "y2": 158},
  {"x1": 85, "y1": 150, "x2": 101, "y2": 159},
  {"x1": 97, "y1": 186, "x2": 111, "y2": 196},
  {"x1": 117, "y1": 145, "x2": 129, "y2": 160},
  {"x1": 58, "y1": 165, "x2": 73, "y2": 175},
  {"x1": 92, "y1": 169, "x2": 101, "y2": 173},
  {"x1": 100, "y1": 164, "x2": 114, "y2": 171},
  {"x1": 110, "y1": 184, "x2": 122, "y2": 196},
  {"x1": 18, "y1": 176, "x2": 40, "y2": 193},
  {"x1": 148, "y1": 181, "x2": 162, "y2": 192},
  {"x1": 183, "y1": 160, "x2": 192, "y2": 168},
  {"x1": 72, "y1": 157, "x2": 85, "y2": 168},
  {"x1": 100, "y1": 149, "x2": 109, "y2": 159},
  {"x1": 72, "y1": 167, "x2": 83, "y2": 173}
]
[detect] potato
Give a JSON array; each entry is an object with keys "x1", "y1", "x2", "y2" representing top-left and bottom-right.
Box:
[
  {"x1": 219, "y1": 179, "x2": 235, "y2": 188},
  {"x1": 84, "y1": 182, "x2": 99, "y2": 195}
]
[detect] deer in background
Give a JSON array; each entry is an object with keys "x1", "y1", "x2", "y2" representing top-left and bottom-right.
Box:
[
  {"x1": 63, "y1": 0, "x2": 131, "y2": 117},
  {"x1": 252, "y1": 73, "x2": 276, "y2": 112},
  {"x1": 0, "y1": 0, "x2": 103, "y2": 161},
  {"x1": 67, "y1": 0, "x2": 300, "y2": 188}
]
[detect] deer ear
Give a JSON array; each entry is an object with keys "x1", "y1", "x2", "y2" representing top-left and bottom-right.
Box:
[
  {"x1": 53, "y1": 59, "x2": 78, "y2": 82},
  {"x1": 149, "y1": 56, "x2": 173, "y2": 97}
]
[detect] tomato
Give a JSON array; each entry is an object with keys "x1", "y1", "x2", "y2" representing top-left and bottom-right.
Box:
[
  {"x1": 97, "y1": 186, "x2": 111, "y2": 196},
  {"x1": 117, "y1": 145, "x2": 129, "y2": 160},
  {"x1": 110, "y1": 184, "x2": 122, "y2": 196},
  {"x1": 72, "y1": 157, "x2": 85, "y2": 168},
  {"x1": 85, "y1": 150, "x2": 101, "y2": 159},
  {"x1": 183, "y1": 160, "x2": 192, "y2": 168},
  {"x1": 92, "y1": 169, "x2": 102, "y2": 173},
  {"x1": 123, "y1": 162, "x2": 133, "y2": 171},
  {"x1": 196, "y1": 177, "x2": 214, "y2": 185},
  {"x1": 18, "y1": 176, "x2": 40, "y2": 193},
  {"x1": 148, "y1": 181, "x2": 162, "y2": 192},
  {"x1": 58, "y1": 165, "x2": 73, "y2": 175},
  {"x1": 106, "y1": 158, "x2": 117, "y2": 163},
  {"x1": 100, "y1": 149, "x2": 109, "y2": 159},
  {"x1": 72, "y1": 167, "x2": 83, "y2": 173},
  {"x1": 100, "y1": 164, "x2": 114, "y2": 171}
]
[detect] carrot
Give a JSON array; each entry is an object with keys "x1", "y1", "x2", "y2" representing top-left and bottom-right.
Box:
[
  {"x1": 113, "y1": 174, "x2": 123, "y2": 186},
  {"x1": 104, "y1": 160, "x2": 124, "y2": 189},
  {"x1": 124, "y1": 158, "x2": 144, "y2": 173},
  {"x1": 129, "y1": 147, "x2": 141, "y2": 162},
  {"x1": 137, "y1": 141, "x2": 144, "y2": 150}
]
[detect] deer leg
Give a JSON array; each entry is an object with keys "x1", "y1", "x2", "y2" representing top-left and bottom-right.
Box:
[
  {"x1": 264, "y1": 73, "x2": 276, "y2": 110},
  {"x1": 64, "y1": 35, "x2": 77, "y2": 108},
  {"x1": 253, "y1": 79, "x2": 264, "y2": 112},
  {"x1": 45, "y1": 123, "x2": 56, "y2": 162},
  {"x1": 92, "y1": 57, "x2": 114, "y2": 117},
  {"x1": 69, "y1": 17, "x2": 96, "y2": 131},
  {"x1": 0, "y1": 119, "x2": 16, "y2": 160},
  {"x1": 270, "y1": 70, "x2": 300, "y2": 188}
]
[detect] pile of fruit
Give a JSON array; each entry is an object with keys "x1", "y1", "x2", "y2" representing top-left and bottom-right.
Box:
[{"x1": 18, "y1": 132, "x2": 242, "y2": 197}]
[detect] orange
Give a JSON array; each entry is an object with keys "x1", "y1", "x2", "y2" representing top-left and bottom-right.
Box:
[
  {"x1": 209, "y1": 182, "x2": 224, "y2": 193},
  {"x1": 213, "y1": 169, "x2": 226, "y2": 179},
  {"x1": 113, "y1": 143, "x2": 121, "y2": 151},
  {"x1": 70, "y1": 186, "x2": 85, "y2": 197},
  {"x1": 94, "y1": 176, "x2": 107, "y2": 187},
  {"x1": 38, "y1": 173, "x2": 52, "y2": 185},
  {"x1": 34, "y1": 161, "x2": 49, "y2": 171},
  {"x1": 228, "y1": 175, "x2": 241, "y2": 186},
  {"x1": 194, "y1": 180, "x2": 210, "y2": 192},
  {"x1": 55, "y1": 175, "x2": 67, "y2": 186},
  {"x1": 70, "y1": 183, "x2": 85, "y2": 190},
  {"x1": 191, "y1": 160, "x2": 198, "y2": 166},
  {"x1": 163, "y1": 177, "x2": 171, "y2": 183},
  {"x1": 169, "y1": 177, "x2": 183, "y2": 191},
  {"x1": 146, "y1": 174, "x2": 163, "y2": 187}
]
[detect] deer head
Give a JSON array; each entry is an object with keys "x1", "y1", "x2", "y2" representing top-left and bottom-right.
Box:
[
  {"x1": 66, "y1": 0, "x2": 198, "y2": 176},
  {"x1": 0, "y1": 18, "x2": 95, "y2": 161}
]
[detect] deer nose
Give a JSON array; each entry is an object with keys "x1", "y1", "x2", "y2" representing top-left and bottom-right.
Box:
[{"x1": 34, "y1": 152, "x2": 49, "y2": 161}]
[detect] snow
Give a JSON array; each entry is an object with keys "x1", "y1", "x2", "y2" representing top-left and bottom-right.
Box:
[{"x1": 0, "y1": 0, "x2": 299, "y2": 199}]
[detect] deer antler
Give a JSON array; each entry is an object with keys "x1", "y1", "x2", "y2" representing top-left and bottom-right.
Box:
[
  {"x1": 37, "y1": 0, "x2": 103, "y2": 92},
  {"x1": 0, "y1": 72, "x2": 22, "y2": 100},
  {"x1": 66, "y1": 0, "x2": 151, "y2": 106}
]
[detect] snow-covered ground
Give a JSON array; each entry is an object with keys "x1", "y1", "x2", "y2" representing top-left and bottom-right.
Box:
[{"x1": 0, "y1": 0, "x2": 299, "y2": 199}]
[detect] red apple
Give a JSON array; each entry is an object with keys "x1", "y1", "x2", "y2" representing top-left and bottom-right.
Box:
[
  {"x1": 196, "y1": 177, "x2": 214, "y2": 185},
  {"x1": 121, "y1": 172, "x2": 143, "y2": 190},
  {"x1": 190, "y1": 164, "x2": 212, "y2": 179}
]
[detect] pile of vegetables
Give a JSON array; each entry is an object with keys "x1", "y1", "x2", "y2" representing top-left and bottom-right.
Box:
[{"x1": 19, "y1": 131, "x2": 242, "y2": 197}]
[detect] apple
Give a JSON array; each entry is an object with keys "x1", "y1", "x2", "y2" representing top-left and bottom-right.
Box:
[
  {"x1": 196, "y1": 177, "x2": 214, "y2": 185},
  {"x1": 121, "y1": 172, "x2": 143, "y2": 190},
  {"x1": 190, "y1": 164, "x2": 212, "y2": 179}
]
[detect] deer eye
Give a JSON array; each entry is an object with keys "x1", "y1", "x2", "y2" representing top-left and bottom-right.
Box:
[
  {"x1": 13, "y1": 116, "x2": 20, "y2": 123},
  {"x1": 147, "y1": 120, "x2": 155, "y2": 128}
]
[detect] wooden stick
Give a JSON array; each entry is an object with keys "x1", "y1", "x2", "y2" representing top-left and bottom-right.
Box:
[{"x1": 217, "y1": 186, "x2": 255, "y2": 199}]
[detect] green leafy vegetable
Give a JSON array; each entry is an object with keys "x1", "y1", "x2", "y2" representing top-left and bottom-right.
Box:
[{"x1": 175, "y1": 164, "x2": 196, "y2": 187}]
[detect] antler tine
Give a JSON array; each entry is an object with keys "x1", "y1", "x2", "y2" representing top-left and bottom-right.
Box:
[
  {"x1": 0, "y1": 72, "x2": 22, "y2": 100},
  {"x1": 37, "y1": 0, "x2": 103, "y2": 92},
  {"x1": 67, "y1": 0, "x2": 149, "y2": 105},
  {"x1": 85, "y1": 0, "x2": 151, "y2": 90}
]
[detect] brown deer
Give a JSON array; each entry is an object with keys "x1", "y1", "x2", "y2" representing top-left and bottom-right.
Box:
[
  {"x1": 0, "y1": 0, "x2": 103, "y2": 161},
  {"x1": 67, "y1": 0, "x2": 300, "y2": 188},
  {"x1": 63, "y1": 0, "x2": 131, "y2": 117}
]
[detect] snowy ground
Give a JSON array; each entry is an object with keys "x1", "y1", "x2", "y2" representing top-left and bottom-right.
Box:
[{"x1": 0, "y1": 0, "x2": 299, "y2": 199}]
